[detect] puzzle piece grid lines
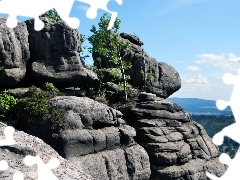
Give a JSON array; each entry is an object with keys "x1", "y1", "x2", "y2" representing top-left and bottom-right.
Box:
[
  {"x1": 0, "y1": 0, "x2": 123, "y2": 31},
  {"x1": 206, "y1": 70, "x2": 240, "y2": 180}
]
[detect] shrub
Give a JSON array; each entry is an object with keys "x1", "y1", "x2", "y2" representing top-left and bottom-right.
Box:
[
  {"x1": 17, "y1": 83, "x2": 61, "y2": 118},
  {"x1": 0, "y1": 90, "x2": 18, "y2": 119},
  {"x1": 39, "y1": 9, "x2": 61, "y2": 21},
  {"x1": 16, "y1": 83, "x2": 75, "y2": 139},
  {"x1": 44, "y1": 82, "x2": 59, "y2": 93}
]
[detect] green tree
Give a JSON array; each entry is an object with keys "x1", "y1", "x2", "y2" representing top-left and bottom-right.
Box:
[
  {"x1": 88, "y1": 13, "x2": 131, "y2": 101},
  {"x1": 40, "y1": 9, "x2": 61, "y2": 21}
]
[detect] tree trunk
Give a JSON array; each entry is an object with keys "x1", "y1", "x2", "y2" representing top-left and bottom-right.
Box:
[
  {"x1": 119, "y1": 57, "x2": 127, "y2": 102},
  {"x1": 142, "y1": 49, "x2": 146, "y2": 91}
]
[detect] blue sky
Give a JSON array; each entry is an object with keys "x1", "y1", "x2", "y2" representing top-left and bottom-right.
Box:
[
  {"x1": 75, "y1": 0, "x2": 240, "y2": 100},
  {"x1": 2, "y1": 0, "x2": 240, "y2": 100}
]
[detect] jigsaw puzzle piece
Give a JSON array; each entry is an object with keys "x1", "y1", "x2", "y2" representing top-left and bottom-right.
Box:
[
  {"x1": 0, "y1": 126, "x2": 15, "y2": 146},
  {"x1": 0, "y1": 126, "x2": 16, "y2": 174},
  {"x1": 13, "y1": 172, "x2": 24, "y2": 180},
  {"x1": 223, "y1": 73, "x2": 236, "y2": 85},
  {"x1": 0, "y1": 0, "x2": 79, "y2": 30},
  {"x1": 76, "y1": 0, "x2": 123, "y2": 29},
  {"x1": 0, "y1": 160, "x2": 8, "y2": 171},
  {"x1": 207, "y1": 149, "x2": 240, "y2": 180},
  {"x1": 53, "y1": 0, "x2": 80, "y2": 29},
  {"x1": 216, "y1": 100, "x2": 229, "y2": 111},
  {"x1": 212, "y1": 122, "x2": 240, "y2": 145},
  {"x1": 24, "y1": 155, "x2": 60, "y2": 180}
]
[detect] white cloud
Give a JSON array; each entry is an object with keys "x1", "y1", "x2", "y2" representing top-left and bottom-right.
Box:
[
  {"x1": 77, "y1": 5, "x2": 90, "y2": 11},
  {"x1": 194, "y1": 53, "x2": 240, "y2": 72},
  {"x1": 195, "y1": 53, "x2": 225, "y2": 64},
  {"x1": 228, "y1": 53, "x2": 240, "y2": 62},
  {"x1": 182, "y1": 74, "x2": 209, "y2": 84},
  {"x1": 186, "y1": 65, "x2": 200, "y2": 71},
  {"x1": 172, "y1": 53, "x2": 240, "y2": 100}
]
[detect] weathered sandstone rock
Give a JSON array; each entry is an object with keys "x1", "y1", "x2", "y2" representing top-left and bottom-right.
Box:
[
  {"x1": 0, "y1": 122, "x2": 93, "y2": 180},
  {"x1": 124, "y1": 92, "x2": 227, "y2": 179},
  {"x1": 16, "y1": 96, "x2": 151, "y2": 180},
  {"x1": 0, "y1": 17, "x2": 30, "y2": 88},
  {"x1": 25, "y1": 17, "x2": 99, "y2": 88},
  {"x1": 93, "y1": 33, "x2": 181, "y2": 98}
]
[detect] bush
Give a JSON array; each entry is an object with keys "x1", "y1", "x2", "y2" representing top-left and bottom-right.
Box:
[
  {"x1": 44, "y1": 82, "x2": 59, "y2": 93},
  {"x1": 17, "y1": 83, "x2": 61, "y2": 118},
  {"x1": 0, "y1": 90, "x2": 18, "y2": 119},
  {"x1": 16, "y1": 83, "x2": 74, "y2": 138}
]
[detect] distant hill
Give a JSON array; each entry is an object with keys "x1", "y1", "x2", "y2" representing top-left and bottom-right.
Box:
[{"x1": 168, "y1": 97, "x2": 232, "y2": 115}]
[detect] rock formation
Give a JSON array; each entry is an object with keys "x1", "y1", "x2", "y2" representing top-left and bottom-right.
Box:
[
  {"x1": 16, "y1": 96, "x2": 151, "y2": 180},
  {"x1": 0, "y1": 122, "x2": 93, "y2": 180},
  {"x1": 93, "y1": 32, "x2": 181, "y2": 98},
  {"x1": 0, "y1": 17, "x2": 99, "y2": 89},
  {"x1": 0, "y1": 17, "x2": 227, "y2": 180},
  {"x1": 0, "y1": 17, "x2": 30, "y2": 88},
  {"x1": 25, "y1": 17, "x2": 99, "y2": 88},
  {"x1": 123, "y1": 92, "x2": 226, "y2": 179}
]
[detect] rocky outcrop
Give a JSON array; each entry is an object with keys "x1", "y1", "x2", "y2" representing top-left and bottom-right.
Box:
[
  {"x1": 93, "y1": 33, "x2": 181, "y2": 98},
  {"x1": 16, "y1": 96, "x2": 151, "y2": 180},
  {"x1": 0, "y1": 122, "x2": 93, "y2": 180},
  {"x1": 0, "y1": 17, "x2": 99, "y2": 89},
  {"x1": 0, "y1": 17, "x2": 30, "y2": 87},
  {"x1": 124, "y1": 92, "x2": 227, "y2": 179},
  {"x1": 25, "y1": 17, "x2": 99, "y2": 88}
]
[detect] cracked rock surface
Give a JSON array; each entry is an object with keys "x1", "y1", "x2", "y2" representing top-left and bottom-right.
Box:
[
  {"x1": 125, "y1": 92, "x2": 227, "y2": 180},
  {"x1": 0, "y1": 122, "x2": 93, "y2": 180},
  {"x1": 16, "y1": 96, "x2": 151, "y2": 180}
]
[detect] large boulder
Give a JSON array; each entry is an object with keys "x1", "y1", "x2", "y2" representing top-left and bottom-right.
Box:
[
  {"x1": 0, "y1": 122, "x2": 93, "y2": 180},
  {"x1": 124, "y1": 92, "x2": 227, "y2": 179},
  {"x1": 25, "y1": 17, "x2": 99, "y2": 88},
  {"x1": 93, "y1": 33, "x2": 181, "y2": 98},
  {"x1": 16, "y1": 96, "x2": 151, "y2": 180},
  {"x1": 0, "y1": 17, "x2": 30, "y2": 88}
]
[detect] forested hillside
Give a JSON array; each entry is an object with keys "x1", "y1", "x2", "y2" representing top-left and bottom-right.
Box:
[
  {"x1": 169, "y1": 98, "x2": 232, "y2": 115},
  {"x1": 191, "y1": 114, "x2": 238, "y2": 158}
]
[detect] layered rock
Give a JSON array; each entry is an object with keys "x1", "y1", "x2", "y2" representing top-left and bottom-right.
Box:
[
  {"x1": 25, "y1": 17, "x2": 99, "y2": 88},
  {"x1": 0, "y1": 17, "x2": 30, "y2": 87},
  {"x1": 93, "y1": 33, "x2": 181, "y2": 98},
  {"x1": 0, "y1": 122, "x2": 93, "y2": 180},
  {"x1": 124, "y1": 92, "x2": 227, "y2": 179},
  {"x1": 16, "y1": 96, "x2": 151, "y2": 180}
]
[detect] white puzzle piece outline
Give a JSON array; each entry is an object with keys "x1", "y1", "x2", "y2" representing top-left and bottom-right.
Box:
[
  {"x1": 206, "y1": 69, "x2": 240, "y2": 179},
  {"x1": 0, "y1": 126, "x2": 15, "y2": 172},
  {"x1": 0, "y1": 0, "x2": 123, "y2": 31},
  {"x1": 24, "y1": 155, "x2": 60, "y2": 180},
  {"x1": 76, "y1": 0, "x2": 123, "y2": 29}
]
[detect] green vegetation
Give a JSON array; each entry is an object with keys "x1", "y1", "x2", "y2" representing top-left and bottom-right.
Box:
[
  {"x1": 40, "y1": 9, "x2": 61, "y2": 21},
  {"x1": 0, "y1": 59, "x2": 4, "y2": 71},
  {"x1": 88, "y1": 13, "x2": 132, "y2": 101},
  {"x1": 44, "y1": 82, "x2": 60, "y2": 94},
  {"x1": 79, "y1": 34, "x2": 89, "y2": 62},
  {"x1": 191, "y1": 114, "x2": 238, "y2": 158},
  {"x1": 146, "y1": 73, "x2": 153, "y2": 83},
  {"x1": 16, "y1": 83, "x2": 74, "y2": 138},
  {"x1": 17, "y1": 85, "x2": 55, "y2": 118},
  {"x1": 0, "y1": 90, "x2": 18, "y2": 119}
]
